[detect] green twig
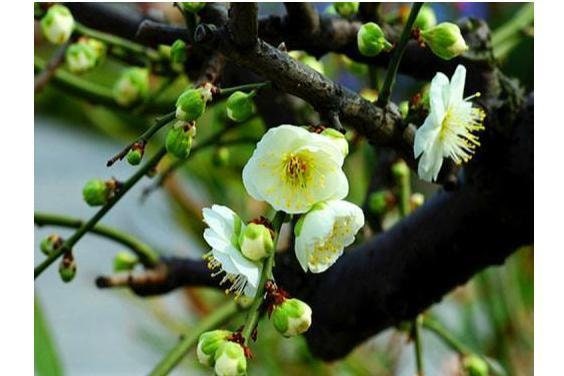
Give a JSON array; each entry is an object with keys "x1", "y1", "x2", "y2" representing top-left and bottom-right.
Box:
[
  {"x1": 376, "y1": 2, "x2": 423, "y2": 107},
  {"x1": 421, "y1": 316, "x2": 471, "y2": 355},
  {"x1": 218, "y1": 82, "x2": 271, "y2": 97},
  {"x1": 34, "y1": 212, "x2": 160, "y2": 267},
  {"x1": 106, "y1": 111, "x2": 175, "y2": 167},
  {"x1": 413, "y1": 315, "x2": 424, "y2": 376},
  {"x1": 34, "y1": 146, "x2": 168, "y2": 279},
  {"x1": 149, "y1": 301, "x2": 240, "y2": 376},
  {"x1": 74, "y1": 22, "x2": 161, "y2": 62},
  {"x1": 241, "y1": 211, "x2": 287, "y2": 344}
]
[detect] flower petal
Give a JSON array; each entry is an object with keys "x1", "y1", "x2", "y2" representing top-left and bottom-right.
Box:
[
  {"x1": 430, "y1": 72, "x2": 449, "y2": 124},
  {"x1": 414, "y1": 114, "x2": 441, "y2": 158},
  {"x1": 417, "y1": 138, "x2": 444, "y2": 182},
  {"x1": 448, "y1": 65, "x2": 466, "y2": 106}
]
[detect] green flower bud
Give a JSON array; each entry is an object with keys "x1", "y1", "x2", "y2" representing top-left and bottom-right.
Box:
[
  {"x1": 239, "y1": 223, "x2": 274, "y2": 261},
  {"x1": 170, "y1": 39, "x2": 187, "y2": 72},
  {"x1": 82, "y1": 179, "x2": 110, "y2": 206},
  {"x1": 368, "y1": 190, "x2": 391, "y2": 215},
  {"x1": 334, "y1": 2, "x2": 359, "y2": 18},
  {"x1": 357, "y1": 22, "x2": 392, "y2": 57},
  {"x1": 113, "y1": 68, "x2": 149, "y2": 107},
  {"x1": 196, "y1": 330, "x2": 232, "y2": 367},
  {"x1": 271, "y1": 298, "x2": 312, "y2": 337},
  {"x1": 226, "y1": 91, "x2": 255, "y2": 123},
  {"x1": 414, "y1": 6, "x2": 437, "y2": 31},
  {"x1": 398, "y1": 101, "x2": 409, "y2": 119},
  {"x1": 321, "y1": 128, "x2": 349, "y2": 157},
  {"x1": 175, "y1": 85, "x2": 213, "y2": 121},
  {"x1": 40, "y1": 4, "x2": 75, "y2": 45},
  {"x1": 165, "y1": 123, "x2": 196, "y2": 159},
  {"x1": 126, "y1": 143, "x2": 144, "y2": 166},
  {"x1": 84, "y1": 38, "x2": 107, "y2": 63},
  {"x1": 65, "y1": 42, "x2": 97, "y2": 74},
  {"x1": 462, "y1": 355, "x2": 489, "y2": 376},
  {"x1": 180, "y1": 2, "x2": 206, "y2": 13},
  {"x1": 40, "y1": 234, "x2": 63, "y2": 256},
  {"x1": 212, "y1": 147, "x2": 230, "y2": 167},
  {"x1": 391, "y1": 160, "x2": 410, "y2": 180},
  {"x1": 113, "y1": 251, "x2": 139, "y2": 272},
  {"x1": 59, "y1": 252, "x2": 76, "y2": 283},
  {"x1": 420, "y1": 22, "x2": 468, "y2": 60},
  {"x1": 410, "y1": 193, "x2": 425, "y2": 210},
  {"x1": 213, "y1": 341, "x2": 247, "y2": 376}
]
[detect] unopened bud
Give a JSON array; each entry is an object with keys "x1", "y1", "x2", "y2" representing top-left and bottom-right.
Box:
[
  {"x1": 414, "y1": 6, "x2": 437, "y2": 31},
  {"x1": 59, "y1": 251, "x2": 76, "y2": 283},
  {"x1": 176, "y1": 84, "x2": 213, "y2": 121},
  {"x1": 321, "y1": 128, "x2": 349, "y2": 157},
  {"x1": 82, "y1": 179, "x2": 110, "y2": 206},
  {"x1": 40, "y1": 234, "x2": 63, "y2": 256},
  {"x1": 334, "y1": 2, "x2": 359, "y2": 18},
  {"x1": 239, "y1": 223, "x2": 274, "y2": 261},
  {"x1": 410, "y1": 193, "x2": 425, "y2": 210},
  {"x1": 40, "y1": 4, "x2": 75, "y2": 44},
  {"x1": 226, "y1": 91, "x2": 255, "y2": 122},
  {"x1": 126, "y1": 143, "x2": 144, "y2": 166},
  {"x1": 113, "y1": 68, "x2": 149, "y2": 107},
  {"x1": 357, "y1": 22, "x2": 392, "y2": 57},
  {"x1": 213, "y1": 341, "x2": 247, "y2": 376},
  {"x1": 420, "y1": 22, "x2": 468, "y2": 60},
  {"x1": 113, "y1": 251, "x2": 139, "y2": 272},
  {"x1": 196, "y1": 329, "x2": 230, "y2": 367},
  {"x1": 462, "y1": 355, "x2": 489, "y2": 376},
  {"x1": 391, "y1": 160, "x2": 410, "y2": 180},
  {"x1": 84, "y1": 38, "x2": 107, "y2": 63},
  {"x1": 165, "y1": 123, "x2": 196, "y2": 159},
  {"x1": 65, "y1": 42, "x2": 97, "y2": 74},
  {"x1": 368, "y1": 190, "x2": 392, "y2": 215},
  {"x1": 170, "y1": 39, "x2": 187, "y2": 72},
  {"x1": 180, "y1": 2, "x2": 206, "y2": 13},
  {"x1": 271, "y1": 298, "x2": 312, "y2": 337}
]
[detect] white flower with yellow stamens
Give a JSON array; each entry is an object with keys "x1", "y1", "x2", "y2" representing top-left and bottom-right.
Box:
[
  {"x1": 202, "y1": 205, "x2": 262, "y2": 298},
  {"x1": 414, "y1": 65, "x2": 485, "y2": 182},
  {"x1": 242, "y1": 125, "x2": 349, "y2": 214},
  {"x1": 294, "y1": 200, "x2": 364, "y2": 273}
]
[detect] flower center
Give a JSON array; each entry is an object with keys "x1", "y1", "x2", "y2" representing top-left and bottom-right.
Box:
[
  {"x1": 309, "y1": 217, "x2": 353, "y2": 267},
  {"x1": 438, "y1": 98, "x2": 485, "y2": 164},
  {"x1": 281, "y1": 153, "x2": 311, "y2": 188},
  {"x1": 204, "y1": 252, "x2": 248, "y2": 298}
]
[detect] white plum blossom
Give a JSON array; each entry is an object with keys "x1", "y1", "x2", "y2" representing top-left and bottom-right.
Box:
[
  {"x1": 242, "y1": 125, "x2": 349, "y2": 214},
  {"x1": 294, "y1": 200, "x2": 364, "y2": 273},
  {"x1": 414, "y1": 65, "x2": 485, "y2": 182},
  {"x1": 202, "y1": 205, "x2": 262, "y2": 298}
]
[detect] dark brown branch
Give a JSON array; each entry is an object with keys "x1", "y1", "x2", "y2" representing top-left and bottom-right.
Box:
[
  {"x1": 228, "y1": 3, "x2": 258, "y2": 49},
  {"x1": 34, "y1": 39, "x2": 74, "y2": 93},
  {"x1": 283, "y1": 3, "x2": 320, "y2": 34}
]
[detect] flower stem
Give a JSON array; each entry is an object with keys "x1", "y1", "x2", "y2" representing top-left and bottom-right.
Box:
[
  {"x1": 149, "y1": 301, "x2": 239, "y2": 376},
  {"x1": 376, "y1": 2, "x2": 423, "y2": 107},
  {"x1": 34, "y1": 212, "x2": 160, "y2": 267},
  {"x1": 34, "y1": 146, "x2": 168, "y2": 279},
  {"x1": 218, "y1": 82, "x2": 271, "y2": 97},
  {"x1": 241, "y1": 211, "x2": 287, "y2": 344},
  {"x1": 413, "y1": 315, "x2": 424, "y2": 376},
  {"x1": 74, "y1": 22, "x2": 161, "y2": 62},
  {"x1": 421, "y1": 316, "x2": 471, "y2": 355}
]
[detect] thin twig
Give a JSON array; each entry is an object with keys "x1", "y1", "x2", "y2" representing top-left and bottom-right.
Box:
[
  {"x1": 376, "y1": 2, "x2": 423, "y2": 107},
  {"x1": 34, "y1": 146, "x2": 168, "y2": 279},
  {"x1": 149, "y1": 301, "x2": 239, "y2": 376},
  {"x1": 34, "y1": 39, "x2": 74, "y2": 93},
  {"x1": 34, "y1": 212, "x2": 160, "y2": 267}
]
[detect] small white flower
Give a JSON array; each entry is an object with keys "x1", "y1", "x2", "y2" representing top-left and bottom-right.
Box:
[
  {"x1": 294, "y1": 200, "x2": 364, "y2": 273},
  {"x1": 40, "y1": 5, "x2": 75, "y2": 45},
  {"x1": 414, "y1": 65, "x2": 485, "y2": 182},
  {"x1": 202, "y1": 205, "x2": 262, "y2": 298},
  {"x1": 242, "y1": 125, "x2": 349, "y2": 214},
  {"x1": 271, "y1": 298, "x2": 312, "y2": 337},
  {"x1": 213, "y1": 341, "x2": 247, "y2": 376}
]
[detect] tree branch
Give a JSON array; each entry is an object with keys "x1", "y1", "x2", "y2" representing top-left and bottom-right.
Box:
[{"x1": 228, "y1": 3, "x2": 258, "y2": 49}]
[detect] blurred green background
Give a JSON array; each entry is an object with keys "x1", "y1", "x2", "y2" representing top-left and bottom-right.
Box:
[{"x1": 34, "y1": 3, "x2": 533, "y2": 375}]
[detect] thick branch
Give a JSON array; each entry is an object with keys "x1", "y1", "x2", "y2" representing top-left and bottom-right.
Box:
[
  {"x1": 283, "y1": 3, "x2": 320, "y2": 34},
  {"x1": 228, "y1": 3, "x2": 258, "y2": 48}
]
